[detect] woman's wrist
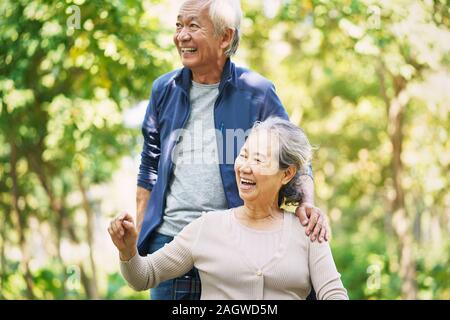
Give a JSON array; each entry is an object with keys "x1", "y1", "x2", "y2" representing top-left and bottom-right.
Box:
[{"x1": 119, "y1": 247, "x2": 137, "y2": 261}]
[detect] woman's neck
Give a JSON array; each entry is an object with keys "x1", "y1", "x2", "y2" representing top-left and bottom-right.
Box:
[{"x1": 239, "y1": 202, "x2": 283, "y2": 221}]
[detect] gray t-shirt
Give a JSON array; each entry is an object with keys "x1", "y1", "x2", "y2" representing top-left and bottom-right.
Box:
[{"x1": 157, "y1": 81, "x2": 228, "y2": 237}]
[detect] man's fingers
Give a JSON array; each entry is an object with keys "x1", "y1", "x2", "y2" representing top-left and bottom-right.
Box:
[
  {"x1": 306, "y1": 210, "x2": 318, "y2": 235},
  {"x1": 310, "y1": 215, "x2": 323, "y2": 242},
  {"x1": 318, "y1": 224, "x2": 327, "y2": 243},
  {"x1": 325, "y1": 221, "x2": 331, "y2": 241},
  {"x1": 321, "y1": 215, "x2": 331, "y2": 241},
  {"x1": 296, "y1": 206, "x2": 309, "y2": 226}
]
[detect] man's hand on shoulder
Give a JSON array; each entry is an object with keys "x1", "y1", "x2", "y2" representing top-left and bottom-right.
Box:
[{"x1": 295, "y1": 202, "x2": 331, "y2": 243}]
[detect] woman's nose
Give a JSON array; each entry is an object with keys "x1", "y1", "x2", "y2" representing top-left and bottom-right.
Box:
[{"x1": 239, "y1": 161, "x2": 252, "y2": 173}]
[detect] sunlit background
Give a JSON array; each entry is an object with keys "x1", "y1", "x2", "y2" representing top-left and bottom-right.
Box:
[{"x1": 0, "y1": 0, "x2": 449, "y2": 299}]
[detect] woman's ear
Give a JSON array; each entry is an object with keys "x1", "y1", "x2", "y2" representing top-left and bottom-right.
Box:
[
  {"x1": 282, "y1": 166, "x2": 297, "y2": 185},
  {"x1": 220, "y1": 28, "x2": 234, "y2": 50}
]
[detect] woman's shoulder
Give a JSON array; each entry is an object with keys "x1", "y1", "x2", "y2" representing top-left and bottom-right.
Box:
[
  {"x1": 179, "y1": 210, "x2": 231, "y2": 239},
  {"x1": 284, "y1": 210, "x2": 332, "y2": 250},
  {"x1": 201, "y1": 209, "x2": 233, "y2": 223},
  {"x1": 283, "y1": 210, "x2": 313, "y2": 242},
  {"x1": 283, "y1": 209, "x2": 301, "y2": 225}
]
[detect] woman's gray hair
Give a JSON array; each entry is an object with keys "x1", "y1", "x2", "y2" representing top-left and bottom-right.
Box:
[
  {"x1": 251, "y1": 117, "x2": 313, "y2": 206},
  {"x1": 207, "y1": 0, "x2": 242, "y2": 56}
]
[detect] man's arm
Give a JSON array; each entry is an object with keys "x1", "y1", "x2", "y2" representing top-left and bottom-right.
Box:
[
  {"x1": 299, "y1": 174, "x2": 315, "y2": 205},
  {"x1": 295, "y1": 175, "x2": 331, "y2": 243},
  {"x1": 136, "y1": 80, "x2": 161, "y2": 234},
  {"x1": 136, "y1": 186, "x2": 151, "y2": 234},
  {"x1": 260, "y1": 82, "x2": 330, "y2": 242}
]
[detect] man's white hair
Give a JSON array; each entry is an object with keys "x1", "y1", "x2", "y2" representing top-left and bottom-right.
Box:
[{"x1": 207, "y1": 0, "x2": 242, "y2": 56}]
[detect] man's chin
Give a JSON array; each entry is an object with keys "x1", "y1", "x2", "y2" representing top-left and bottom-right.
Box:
[
  {"x1": 180, "y1": 58, "x2": 200, "y2": 69},
  {"x1": 181, "y1": 62, "x2": 196, "y2": 70}
]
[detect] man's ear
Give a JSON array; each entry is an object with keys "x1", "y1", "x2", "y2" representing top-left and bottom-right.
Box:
[
  {"x1": 282, "y1": 166, "x2": 297, "y2": 185},
  {"x1": 220, "y1": 28, "x2": 234, "y2": 50}
]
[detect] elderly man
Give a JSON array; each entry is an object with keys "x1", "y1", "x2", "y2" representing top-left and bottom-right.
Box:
[{"x1": 135, "y1": 0, "x2": 330, "y2": 300}]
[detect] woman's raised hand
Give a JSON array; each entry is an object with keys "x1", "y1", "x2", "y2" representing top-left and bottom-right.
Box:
[{"x1": 108, "y1": 212, "x2": 138, "y2": 261}]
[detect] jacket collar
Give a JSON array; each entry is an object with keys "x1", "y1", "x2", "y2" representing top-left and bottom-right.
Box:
[{"x1": 175, "y1": 58, "x2": 234, "y2": 95}]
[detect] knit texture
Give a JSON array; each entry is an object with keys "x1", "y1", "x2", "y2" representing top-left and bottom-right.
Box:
[
  {"x1": 120, "y1": 209, "x2": 348, "y2": 300},
  {"x1": 229, "y1": 212, "x2": 283, "y2": 269}
]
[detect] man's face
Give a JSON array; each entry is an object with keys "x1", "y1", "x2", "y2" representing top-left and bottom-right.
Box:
[{"x1": 173, "y1": 0, "x2": 225, "y2": 72}]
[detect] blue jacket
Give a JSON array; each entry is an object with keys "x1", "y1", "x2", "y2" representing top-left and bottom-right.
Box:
[{"x1": 137, "y1": 59, "x2": 311, "y2": 255}]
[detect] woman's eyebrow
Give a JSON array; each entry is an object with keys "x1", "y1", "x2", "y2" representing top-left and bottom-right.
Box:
[{"x1": 254, "y1": 152, "x2": 267, "y2": 158}]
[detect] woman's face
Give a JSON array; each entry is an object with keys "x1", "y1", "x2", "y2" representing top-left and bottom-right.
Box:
[{"x1": 234, "y1": 129, "x2": 295, "y2": 206}]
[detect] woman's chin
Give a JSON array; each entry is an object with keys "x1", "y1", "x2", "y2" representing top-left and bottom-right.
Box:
[{"x1": 238, "y1": 190, "x2": 257, "y2": 202}]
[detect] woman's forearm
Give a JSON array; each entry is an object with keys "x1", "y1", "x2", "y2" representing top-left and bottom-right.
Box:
[
  {"x1": 120, "y1": 216, "x2": 202, "y2": 292},
  {"x1": 120, "y1": 252, "x2": 153, "y2": 291}
]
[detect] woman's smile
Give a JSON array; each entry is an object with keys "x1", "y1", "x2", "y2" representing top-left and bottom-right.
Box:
[{"x1": 239, "y1": 177, "x2": 257, "y2": 192}]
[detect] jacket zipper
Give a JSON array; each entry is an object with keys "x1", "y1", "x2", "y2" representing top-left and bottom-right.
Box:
[{"x1": 214, "y1": 83, "x2": 231, "y2": 208}]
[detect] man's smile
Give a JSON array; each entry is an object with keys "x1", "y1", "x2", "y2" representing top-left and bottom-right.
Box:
[{"x1": 181, "y1": 47, "x2": 198, "y2": 53}]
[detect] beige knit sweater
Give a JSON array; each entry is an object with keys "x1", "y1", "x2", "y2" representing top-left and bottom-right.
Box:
[{"x1": 120, "y1": 210, "x2": 348, "y2": 300}]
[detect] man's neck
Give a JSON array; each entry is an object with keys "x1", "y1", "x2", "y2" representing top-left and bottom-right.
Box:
[{"x1": 191, "y1": 57, "x2": 227, "y2": 84}]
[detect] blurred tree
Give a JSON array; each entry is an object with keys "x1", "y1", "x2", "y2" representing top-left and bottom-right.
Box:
[
  {"x1": 0, "y1": 0, "x2": 173, "y2": 299},
  {"x1": 241, "y1": 0, "x2": 449, "y2": 299},
  {"x1": 0, "y1": 0, "x2": 448, "y2": 300}
]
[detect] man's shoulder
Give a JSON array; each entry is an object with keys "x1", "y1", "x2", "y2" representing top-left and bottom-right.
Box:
[
  {"x1": 151, "y1": 68, "x2": 182, "y2": 92},
  {"x1": 234, "y1": 64, "x2": 274, "y2": 94}
]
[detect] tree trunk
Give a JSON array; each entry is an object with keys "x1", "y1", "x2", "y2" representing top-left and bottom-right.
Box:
[
  {"x1": 79, "y1": 263, "x2": 98, "y2": 299},
  {"x1": 54, "y1": 212, "x2": 68, "y2": 298},
  {"x1": 77, "y1": 172, "x2": 99, "y2": 299},
  {"x1": 25, "y1": 153, "x2": 67, "y2": 298},
  {"x1": 0, "y1": 213, "x2": 6, "y2": 299},
  {"x1": 386, "y1": 81, "x2": 417, "y2": 299},
  {"x1": 10, "y1": 142, "x2": 35, "y2": 299},
  {"x1": 378, "y1": 62, "x2": 418, "y2": 299}
]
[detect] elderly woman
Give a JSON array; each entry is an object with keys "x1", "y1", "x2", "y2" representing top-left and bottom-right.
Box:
[{"x1": 108, "y1": 117, "x2": 348, "y2": 300}]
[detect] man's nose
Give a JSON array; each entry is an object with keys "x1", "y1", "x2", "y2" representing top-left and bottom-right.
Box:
[{"x1": 177, "y1": 27, "x2": 191, "y2": 42}]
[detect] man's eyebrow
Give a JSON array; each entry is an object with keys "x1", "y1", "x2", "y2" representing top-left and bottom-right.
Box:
[{"x1": 177, "y1": 15, "x2": 199, "y2": 21}]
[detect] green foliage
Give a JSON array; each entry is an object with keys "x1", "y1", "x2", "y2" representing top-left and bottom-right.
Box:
[
  {"x1": 104, "y1": 272, "x2": 147, "y2": 300},
  {"x1": 0, "y1": 0, "x2": 172, "y2": 299},
  {"x1": 0, "y1": 0, "x2": 448, "y2": 299},
  {"x1": 241, "y1": 0, "x2": 449, "y2": 299}
]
